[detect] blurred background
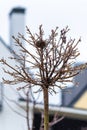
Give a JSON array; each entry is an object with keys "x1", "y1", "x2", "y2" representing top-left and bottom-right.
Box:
[{"x1": 0, "y1": 0, "x2": 87, "y2": 130}]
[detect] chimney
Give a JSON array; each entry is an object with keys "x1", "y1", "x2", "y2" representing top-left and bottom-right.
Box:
[{"x1": 9, "y1": 7, "x2": 25, "y2": 52}]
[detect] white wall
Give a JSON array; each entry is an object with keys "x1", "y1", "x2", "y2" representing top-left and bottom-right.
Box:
[{"x1": 0, "y1": 41, "x2": 28, "y2": 130}]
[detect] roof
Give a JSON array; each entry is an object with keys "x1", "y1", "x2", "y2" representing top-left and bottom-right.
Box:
[
  {"x1": 62, "y1": 69, "x2": 87, "y2": 107},
  {"x1": 0, "y1": 37, "x2": 11, "y2": 51}
]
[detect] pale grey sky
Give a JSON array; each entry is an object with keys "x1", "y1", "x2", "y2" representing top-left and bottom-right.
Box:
[{"x1": 0, "y1": 0, "x2": 87, "y2": 62}]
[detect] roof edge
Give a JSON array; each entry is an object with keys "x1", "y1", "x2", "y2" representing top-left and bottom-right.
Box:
[{"x1": 0, "y1": 37, "x2": 11, "y2": 51}]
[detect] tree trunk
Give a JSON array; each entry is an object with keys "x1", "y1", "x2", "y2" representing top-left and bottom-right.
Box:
[{"x1": 43, "y1": 88, "x2": 49, "y2": 130}]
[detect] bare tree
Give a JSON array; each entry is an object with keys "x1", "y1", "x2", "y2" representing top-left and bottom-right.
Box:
[{"x1": 0, "y1": 25, "x2": 87, "y2": 130}]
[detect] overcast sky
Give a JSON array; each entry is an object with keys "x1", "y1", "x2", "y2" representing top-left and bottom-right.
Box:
[{"x1": 0, "y1": 0, "x2": 87, "y2": 62}]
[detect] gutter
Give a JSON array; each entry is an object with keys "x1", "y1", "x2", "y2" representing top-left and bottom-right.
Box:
[{"x1": 19, "y1": 101, "x2": 87, "y2": 120}]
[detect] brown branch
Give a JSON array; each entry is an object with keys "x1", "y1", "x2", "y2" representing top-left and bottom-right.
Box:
[
  {"x1": 12, "y1": 36, "x2": 39, "y2": 64},
  {"x1": 49, "y1": 115, "x2": 64, "y2": 127}
]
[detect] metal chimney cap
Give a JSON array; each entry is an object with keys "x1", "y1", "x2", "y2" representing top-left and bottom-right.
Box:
[{"x1": 9, "y1": 7, "x2": 26, "y2": 16}]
